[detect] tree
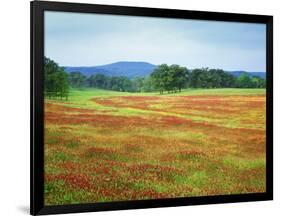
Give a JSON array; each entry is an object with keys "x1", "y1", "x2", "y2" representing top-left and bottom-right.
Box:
[
  {"x1": 189, "y1": 68, "x2": 207, "y2": 88},
  {"x1": 132, "y1": 77, "x2": 145, "y2": 92},
  {"x1": 110, "y1": 76, "x2": 123, "y2": 91},
  {"x1": 44, "y1": 57, "x2": 69, "y2": 100},
  {"x1": 141, "y1": 77, "x2": 154, "y2": 92},
  {"x1": 151, "y1": 64, "x2": 169, "y2": 94},
  {"x1": 68, "y1": 72, "x2": 86, "y2": 88},
  {"x1": 150, "y1": 64, "x2": 189, "y2": 94},
  {"x1": 56, "y1": 68, "x2": 70, "y2": 100},
  {"x1": 121, "y1": 77, "x2": 133, "y2": 92},
  {"x1": 220, "y1": 70, "x2": 236, "y2": 88},
  {"x1": 236, "y1": 74, "x2": 253, "y2": 88},
  {"x1": 251, "y1": 76, "x2": 266, "y2": 88},
  {"x1": 189, "y1": 68, "x2": 236, "y2": 88},
  {"x1": 170, "y1": 64, "x2": 189, "y2": 92}
]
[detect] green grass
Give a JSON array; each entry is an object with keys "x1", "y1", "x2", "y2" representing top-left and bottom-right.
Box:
[{"x1": 46, "y1": 88, "x2": 265, "y2": 104}]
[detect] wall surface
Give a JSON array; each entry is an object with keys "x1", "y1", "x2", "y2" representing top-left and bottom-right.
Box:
[{"x1": 0, "y1": 0, "x2": 279, "y2": 215}]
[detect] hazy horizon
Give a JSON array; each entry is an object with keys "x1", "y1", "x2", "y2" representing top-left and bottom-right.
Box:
[
  {"x1": 45, "y1": 11, "x2": 266, "y2": 72},
  {"x1": 60, "y1": 60, "x2": 265, "y2": 72}
]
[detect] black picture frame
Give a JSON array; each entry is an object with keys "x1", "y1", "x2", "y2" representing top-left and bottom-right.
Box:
[{"x1": 30, "y1": 1, "x2": 273, "y2": 215}]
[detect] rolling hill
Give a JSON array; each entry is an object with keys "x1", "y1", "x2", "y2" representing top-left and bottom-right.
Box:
[
  {"x1": 64, "y1": 61, "x2": 265, "y2": 79},
  {"x1": 64, "y1": 61, "x2": 156, "y2": 78}
]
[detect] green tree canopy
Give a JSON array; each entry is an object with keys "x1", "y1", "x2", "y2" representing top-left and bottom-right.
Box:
[
  {"x1": 68, "y1": 72, "x2": 86, "y2": 88},
  {"x1": 44, "y1": 57, "x2": 69, "y2": 100},
  {"x1": 150, "y1": 64, "x2": 189, "y2": 94}
]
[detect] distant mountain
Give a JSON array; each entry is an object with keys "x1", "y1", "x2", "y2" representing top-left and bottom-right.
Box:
[
  {"x1": 228, "y1": 71, "x2": 266, "y2": 79},
  {"x1": 64, "y1": 62, "x2": 266, "y2": 79},
  {"x1": 64, "y1": 61, "x2": 157, "y2": 78}
]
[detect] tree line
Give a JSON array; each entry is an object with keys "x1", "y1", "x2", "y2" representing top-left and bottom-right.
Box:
[
  {"x1": 68, "y1": 64, "x2": 265, "y2": 94},
  {"x1": 44, "y1": 57, "x2": 266, "y2": 98},
  {"x1": 68, "y1": 72, "x2": 153, "y2": 92}
]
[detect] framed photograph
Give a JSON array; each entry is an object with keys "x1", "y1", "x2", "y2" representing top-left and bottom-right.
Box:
[{"x1": 31, "y1": 1, "x2": 273, "y2": 215}]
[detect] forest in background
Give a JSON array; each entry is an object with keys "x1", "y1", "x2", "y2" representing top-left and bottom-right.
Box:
[{"x1": 44, "y1": 57, "x2": 266, "y2": 99}]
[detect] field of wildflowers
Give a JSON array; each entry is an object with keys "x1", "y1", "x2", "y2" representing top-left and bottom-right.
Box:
[{"x1": 44, "y1": 88, "x2": 266, "y2": 205}]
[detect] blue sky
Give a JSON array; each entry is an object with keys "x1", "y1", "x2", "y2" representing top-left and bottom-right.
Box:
[{"x1": 45, "y1": 11, "x2": 266, "y2": 72}]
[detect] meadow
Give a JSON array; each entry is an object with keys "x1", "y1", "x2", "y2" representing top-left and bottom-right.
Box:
[{"x1": 44, "y1": 88, "x2": 266, "y2": 205}]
